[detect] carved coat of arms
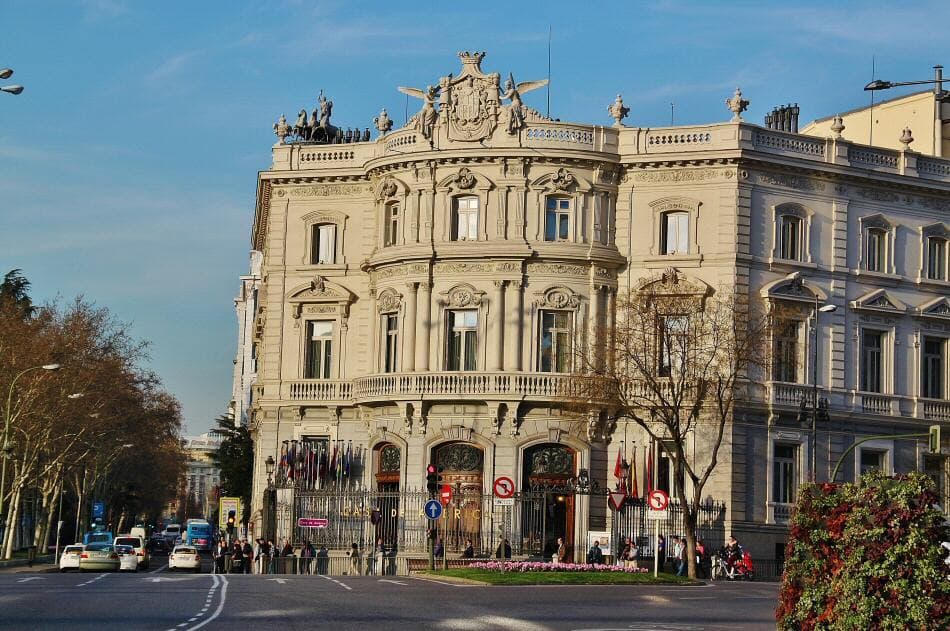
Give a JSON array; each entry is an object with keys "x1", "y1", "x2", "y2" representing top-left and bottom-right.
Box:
[{"x1": 444, "y1": 52, "x2": 500, "y2": 141}]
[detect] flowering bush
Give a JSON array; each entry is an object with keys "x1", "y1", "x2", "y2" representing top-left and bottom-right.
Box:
[
  {"x1": 776, "y1": 470, "x2": 950, "y2": 630},
  {"x1": 470, "y1": 561, "x2": 649, "y2": 573}
]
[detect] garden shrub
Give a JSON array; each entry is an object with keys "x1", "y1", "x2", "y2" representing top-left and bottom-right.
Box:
[{"x1": 777, "y1": 470, "x2": 950, "y2": 630}]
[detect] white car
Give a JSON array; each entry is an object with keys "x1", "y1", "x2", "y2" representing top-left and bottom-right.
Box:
[
  {"x1": 59, "y1": 544, "x2": 83, "y2": 572},
  {"x1": 114, "y1": 535, "x2": 149, "y2": 569},
  {"x1": 168, "y1": 545, "x2": 201, "y2": 572},
  {"x1": 115, "y1": 545, "x2": 139, "y2": 572},
  {"x1": 162, "y1": 524, "x2": 181, "y2": 544}
]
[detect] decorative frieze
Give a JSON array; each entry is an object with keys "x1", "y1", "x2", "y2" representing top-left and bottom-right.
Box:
[
  {"x1": 275, "y1": 184, "x2": 372, "y2": 198},
  {"x1": 632, "y1": 168, "x2": 735, "y2": 183},
  {"x1": 756, "y1": 172, "x2": 826, "y2": 192},
  {"x1": 434, "y1": 262, "x2": 494, "y2": 274},
  {"x1": 527, "y1": 262, "x2": 588, "y2": 276}
]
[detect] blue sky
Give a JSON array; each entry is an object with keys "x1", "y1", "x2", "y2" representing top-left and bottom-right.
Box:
[{"x1": 2, "y1": 0, "x2": 947, "y2": 435}]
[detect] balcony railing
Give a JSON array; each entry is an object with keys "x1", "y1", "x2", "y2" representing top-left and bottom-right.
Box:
[
  {"x1": 767, "y1": 502, "x2": 795, "y2": 525},
  {"x1": 285, "y1": 379, "x2": 353, "y2": 402},
  {"x1": 352, "y1": 371, "x2": 571, "y2": 402},
  {"x1": 920, "y1": 397, "x2": 950, "y2": 421},
  {"x1": 768, "y1": 382, "x2": 816, "y2": 407}
]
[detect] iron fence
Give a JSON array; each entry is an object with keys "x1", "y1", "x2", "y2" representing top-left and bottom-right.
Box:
[{"x1": 610, "y1": 498, "x2": 728, "y2": 561}]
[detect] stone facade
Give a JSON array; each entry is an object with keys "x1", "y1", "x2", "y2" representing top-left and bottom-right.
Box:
[{"x1": 242, "y1": 53, "x2": 950, "y2": 564}]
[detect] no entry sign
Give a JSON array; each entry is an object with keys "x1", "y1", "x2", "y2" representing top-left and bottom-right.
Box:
[
  {"x1": 648, "y1": 489, "x2": 669, "y2": 511},
  {"x1": 440, "y1": 484, "x2": 453, "y2": 505},
  {"x1": 493, "y1": 476, "x2": 515, "y2": 499}
]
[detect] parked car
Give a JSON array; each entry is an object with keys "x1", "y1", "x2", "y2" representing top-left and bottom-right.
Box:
[
  {"x1": 59, "y1": 544, "x2": 84, "y2": 572},
  {"x1": 79, "y1": 543, "x2": 120, "y2": 572},
  {"x1": 115, "y1": 545, "x2": 139, "y2": 572},
  {"x1": 114, "y1": 535, "x2": 149, "y2": 569},
  {"x1": 168, "y1": 545, "x2": 201, "y2": 572}
]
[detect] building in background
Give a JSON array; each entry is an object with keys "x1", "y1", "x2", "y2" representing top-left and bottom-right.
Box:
[
  {"x1": 241, "y1": 53, "x2": 950, "y2": 570},
  {"x1": 178, "y1": 433, "x2": 221, "y2": 522},
  {"x1": 231, "y1": 250, "x2": 263, "y2": 428}
]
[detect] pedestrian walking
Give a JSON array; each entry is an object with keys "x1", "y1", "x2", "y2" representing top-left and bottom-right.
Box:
[
  {"x1": 696, "y1": 537, "x2": 707, "y2": 579},
  {"x1": 231, "y1": 541, "x2": 243, "y2": 574},
  {"x1": 316, "y1": 545, "x2": 329, "y2": 575},
  {"x1": 461, "y1": 538, "x2": 475, "y2": 559},
  {"x1": 346, "y1": 542, "x2": 360, "y2": 575},
  {"x1": 675, "y1": 537, "x2": 687, "y2": 577},
  {"x1": 300, "y1": 539, "x2": 315, "y2": 575},
  {"x1": 434, "y1": 538, "x2": 444, "y2": 560},
  {"x1": 242, "y1": 538, "x2": 253, "y2": 574},
  {"x1": 213, "y1": 540, "x2": 227, "y2": 574}
]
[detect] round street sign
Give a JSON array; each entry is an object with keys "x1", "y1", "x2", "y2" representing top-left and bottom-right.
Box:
[
  {"x1": 424, "y1": 499, "x2": 443, "y2": 520},
  {"x1": 648, "y1": 489, "x2": 669, "y2": 511},
  {"x1": 493, "y1": 476, "x2": 515, "y2": 499}
]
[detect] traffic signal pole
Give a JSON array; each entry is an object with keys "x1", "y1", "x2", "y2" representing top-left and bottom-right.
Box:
[{"x1": 830, "y1": 427, "x2": 939, "y2": 482}]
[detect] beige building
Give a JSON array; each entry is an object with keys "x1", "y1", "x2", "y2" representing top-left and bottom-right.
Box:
[{"x1": 243, "y1": 53, "x2": 950, "y2": 568}]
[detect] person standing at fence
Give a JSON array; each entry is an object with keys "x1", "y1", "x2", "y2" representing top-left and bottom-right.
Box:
[
  {"x1": 231, "y1": 540, "x2": 243, "y2": 574},
  {"x1": 346, "y1": 542, "x2": 360, "y2": 575},
  {"x1": 369, "y1": 538, "x2": 385, "y2": 576},
  {"x1": 621, "y1": 537, "x2": 638, "y2": 569},
  {"x1": 434, "y1": 538, "x2": 444, "y2": 560},
  {"x1": 695, "y1": 537, "x2": 707, "y2": 579},
  {"x1": 242, "y1": 539, "x2": 254, "y2": 574},
  {"x1": 657, "y1": 534, "x2": 666, "y2": 572},
  {"x1": 556, "y1": 537, "x2": 570, "y2": 564},
  {"x1": 300, "y1": 539, "x2": 315, "y2": 575},
  {"x1": 675, "y1": 537, "x2": 687, "y2": 576},
  {"x1": 213, "y1": 540, "x2": 227, "y2": 574},
  {"x1": 587, "y1": 539, "x2": 604, "y2": 565},
  {"x1": 462, "y1": 539, "x2": 474, "y2": 559},
  {"x1": 259, "y1": 538, "x2": 272, "y2": 574},
  {"x1": 316, "y1": 544, "x2": 328, "y2": 575},
  {"x1": 495, "y1": 538, "x2": 511, "y2": 559}
]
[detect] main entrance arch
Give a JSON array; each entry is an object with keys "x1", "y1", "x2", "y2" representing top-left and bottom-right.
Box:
[
  {"x1": 521, "y1": 443, "x2": 576, "y2": 558},
  {"x1": 432, "y1": 442, "x2": 484, "y2": 553}
]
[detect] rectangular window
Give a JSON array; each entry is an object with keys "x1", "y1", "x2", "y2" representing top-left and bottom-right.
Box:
[
  {"x1": 860, "y1": 330, "x2": 884, "y2": 393},
  {"x1": 866, "y1": 229, "x2": 885, "y2": 272},
  {"x1": 772, "y1": 320, "x2": 803, "y2": 383},
  {"x1": 452, "y1": 197, "x2": 479, "y2": 241},
  {"x1": 772, "y1": 444, "x2": 797, "y2": 503},
  {"x1": 654, "y1": 444, "x2": 680, "y2": 496},
  {"x1": 539, "y1": 310, "x2": 572, "y2": 373},
  {"x1": 658, "y1": 315, "x2": 689, "y2": 377},
  {"x1": 544, "y1": 198, "x2": 571, "y2": 242},
  {"x1": 859, "y1": 449, "x2": 886, "y2": 476},
  {"x1": 922, "y1": 337, "x2": 945, "y2": 399},
  {"x1": 311, "y1": 224, "x2": 337, "y2": 265},
  {"x1": 305, "y1": 320, "x2": 333, "y2": 379},
  {"x1": 780, "y1": 215, "x2": 802, "y2": 261},
  {"x1": 384, "y1": 204, "x2": 399, "y2": 247},
  {"x1": 383, "y1": 314, "x2": 399, "y2": 373},
  {"x1": 447, "y1": 309, "x2": 477, "y2": 370},
  {"x1": 660, "y1": 212, "x2": 689, "y2": 255},
  {"x1": 927, "y1": 237, "x2": 947, "y2": 281}
]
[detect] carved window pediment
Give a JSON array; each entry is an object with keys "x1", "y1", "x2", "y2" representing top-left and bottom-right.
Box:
[
  {"x1": 287, "y1": 276, "x2": 356, "y2": 319},
  {"x1": 760, "y1": 276, "x2": 827, "y2": 304},
  {"x1": 850, "y1": 289, "x2": 906, "y2": 314},
  {"x1": 915, "y1": 296, "x2": 950, "y2": 320},
  {"x1": 374, "y1": 176, "x2": 406, "y2": 201},
  {"x1": 377, "y1": 288, "x2": 403, "y2": 313},
  {"x1": 637, "y1": 268, "x2": 710, "y2": 297},
  {"x1": 921, "y1": 222, "x2": 949, "y2": 239},
  {"x1": 439, "y1": 283, "x2": 485, "y2": 308},
  {"x1": 533, "y1": 285, "x2": 581, "y2": 310},
  {"x1": 649, "y1": 196, "x2": 701, "y2": 214},
  {"x1": 860, "y1": 213, "x2": 892, "y2": 231}
]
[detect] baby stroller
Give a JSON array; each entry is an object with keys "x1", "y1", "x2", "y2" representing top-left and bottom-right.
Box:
[{"x1": 721, "y1": 547, "x2": 754, "y2": 580}]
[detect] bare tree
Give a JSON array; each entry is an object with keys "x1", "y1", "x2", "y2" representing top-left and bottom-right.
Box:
[{"x1": 566, "y1": 271, "x2": 771, "y2": 578}]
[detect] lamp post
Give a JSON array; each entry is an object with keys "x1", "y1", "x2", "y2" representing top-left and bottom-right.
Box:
[
  {"x1": 0, "y1": 67, "x2": 24, "y2": 95},
  {"x1": 864, "y1": 65, "x2": 949, "y2": 102},
  {"x1": 0, "y1": 364, "x2": 61, "y2": 528},
  {"x1": 264, "y1": 455, "x2": 275, "y2": 544}
]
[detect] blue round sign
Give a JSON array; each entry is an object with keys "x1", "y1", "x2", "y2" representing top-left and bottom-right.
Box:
[{"x1": 424, "y1": 499, "x2": 443, "y2": 520}]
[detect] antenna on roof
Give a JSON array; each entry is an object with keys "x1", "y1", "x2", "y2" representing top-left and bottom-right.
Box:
[
  {"x1": 546, "y1": 25, "x2": 552, "y2": 119},
  {"x1": 671, "y1": 102, "x2": 675, "y2": 126},
  {"x1": 869, "y1": 54, "x2": 875, "y2": 146}
]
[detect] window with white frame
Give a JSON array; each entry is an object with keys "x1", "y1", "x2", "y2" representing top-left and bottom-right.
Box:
[
  {"x1": 772, "y1": 443, "x2": 798, "y2": 504},
  {"x1": 860, "y1": 329, "x2": 885, "y2": 393},
  {"x1": 538, "y1": 310, "x2": 572, "y2": 373},
  {"x1": 446, "y1": 309, "x2": 478, "y2": 370},
  {"x1": 544, "y1": 197, "x2": 571, "y2": 242},
  {"x1": 305, "y1": 320, "x2": 333, "y2": 379},
  {"x1": 859, "y1": 448, "x2": 886, "y2": 475},
  {"x1": 452, "y1": 197, "x2": 479, "y2": 241},
  {"x1": 922, "y1": 336, "x2": 946, "y2": 399},
  {"x1": 384, "y1": 203, "x2": 400, "y2": 247},
  {"x1": 779, "y1": 215, "x2": 804, "y2": 261},
  {"x1": 660, "y1": 211, "x2": 689, "y2": 255},
  {"x1": 926, "y1": 236, "x2": 947, "y2": 281},
  {"x1": 865, "y1": 227, "x2": 887, "y2": 273},
  {"x1": 658, "y1": 315, "x2": 689, "y2": 377},
  {"x1": 772, "y1": 319, "x2": 804, "y2": 383},
  {"x1": 311, "y1": 223, "x2": 337, "y2": 265},
  {"x1": 383, "y1": 314, "x2": 399, "y2": 374}
]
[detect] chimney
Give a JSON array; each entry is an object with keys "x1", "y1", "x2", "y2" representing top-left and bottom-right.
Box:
[{"x1": 765, "y1": 103, "x2": 800, "y2": 132}]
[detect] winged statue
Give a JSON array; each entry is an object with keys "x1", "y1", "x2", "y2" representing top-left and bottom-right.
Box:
[
  {"x1": 398, "y1": 84, "x2": 441, "y2": 141},
  {"x1": 499, "y1": 73, "x2": 548, "y2": 134}
]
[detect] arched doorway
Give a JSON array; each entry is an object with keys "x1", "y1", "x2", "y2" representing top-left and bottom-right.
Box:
[
  {"x1": 373, "y1": 443, "x2": 401, "y2": 546},
  {"x1": 521, "y1": 443, "x2": 576, "y2": 559},
  {"x1": 432, "y1": 442, "x2": 484, "y2": 553}
]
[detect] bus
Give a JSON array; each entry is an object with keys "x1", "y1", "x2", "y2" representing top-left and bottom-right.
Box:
[
  {"x1": 83, "y1": 530, "x2": 114, "y2": 545},
  {"x1": 183, "y1": 519, "x2": 214, "y2": 551}
]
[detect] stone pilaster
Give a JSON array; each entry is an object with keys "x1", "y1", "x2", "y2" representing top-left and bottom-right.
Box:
[
  {"x1": 403, "y1": 282, "x2": 418, "y2": 372},
  {"x1": 490, "y1": 280, "x2": 506, "y2": 371},
  {"x1": 504, "y1": 281, "x2": 522, "y2": 371},
  {"x1": 417, "y1": 281, "x2": 431, "y2": 371}
]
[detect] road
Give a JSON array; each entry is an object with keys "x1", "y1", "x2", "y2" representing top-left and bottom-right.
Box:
[{"x1": 0, "y1": 565, "x2": 779, "y2": 630}]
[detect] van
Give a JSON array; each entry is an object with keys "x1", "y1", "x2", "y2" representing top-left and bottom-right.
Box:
[{"x1": 130, "y1": 526, "x2": 147, "y2": 542}]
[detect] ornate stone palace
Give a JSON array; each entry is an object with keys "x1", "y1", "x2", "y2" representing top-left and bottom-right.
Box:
[{"x1": 238, "y1": 52, "x2": 950, "y2": 565}]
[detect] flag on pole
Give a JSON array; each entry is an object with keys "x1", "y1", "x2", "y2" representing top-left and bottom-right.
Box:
[
  {"x1": 630, "y1": 447, "x2": 639, "y2": 499},
  {"x1": 344, "y1": 441, "x2": 352, "y2": 478},
  {"x1": 613, "y1": 446, "x2": 623, "y2": 481},
  {"x1": 646, "y1": 444, "x2": 654, "y2": 497}
]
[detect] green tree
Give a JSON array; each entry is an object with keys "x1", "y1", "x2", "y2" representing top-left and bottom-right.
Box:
[
  {"x1": 0, "y1": 269, "x2": 34, "y2": 318},
  {"x1": 210, "y1": 413, "x2": 252, "y2": 523}
]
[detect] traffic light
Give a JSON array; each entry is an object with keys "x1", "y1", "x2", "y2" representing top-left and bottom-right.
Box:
[
  {"x1": 226, "y1": 509, "x2": 236, "y2": 535},
  {"x1": 929, "y1": 425, "x2": 941, "y2": 454},
  {"x1": 426, "y1": 464, "x2": 438, "y2": 495}
]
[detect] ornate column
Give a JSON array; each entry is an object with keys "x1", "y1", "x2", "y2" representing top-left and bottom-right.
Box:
[
  {"x1": 416, "y1": 281, "x2": 432, "y2": 371},
  {"x1": 589, "y1": 284, "x2": 603, "y2": 369},
  {"x1": 403, "y1": 282, "x2": 418, "y2": 372},
  {"x1": 490, "y1": 280, "x2": 506, "y2": 371},
  {"x1": 504, "y1": 281, "x2": 523, "y2": 371},
  {"x1": 606, "y1": 287, "x2": 616, "y2": 369}
]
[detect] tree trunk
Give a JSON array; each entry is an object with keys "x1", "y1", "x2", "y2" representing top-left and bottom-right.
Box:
[
  {"x1": 683, "y1": 509, "x2": 698, "y2": 579},
  {"x1": 3, "y1": 485, "x2": 22, "y2": 559}
]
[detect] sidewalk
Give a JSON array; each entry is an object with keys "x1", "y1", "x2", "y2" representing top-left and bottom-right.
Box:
[{"x1": 0, "y1": 557, "x2": 57, "y2": 573}]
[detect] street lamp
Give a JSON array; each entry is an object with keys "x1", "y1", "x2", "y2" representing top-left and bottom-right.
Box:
[
  {"x1": 263, "y1": 456, "x2": 276, "y2": 544},
  {"x1": 786, "y1": 273, "x2": 836, "y2": 482},
  {"x1": 0, "y1": 67, "x2": 23, "y2": 95},
  {"x1": 0, "y1": 363, "x2": 61, "y2": 524},
  {"x1": 864, "y1": 65, "x2": 950, "y2": 102}
]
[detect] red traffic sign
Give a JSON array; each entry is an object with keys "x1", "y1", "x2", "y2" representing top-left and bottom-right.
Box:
[
  {"x1": 648, "y1": 489, "x2": 669, "y2": 511},
  {"x1": 493, "y1": 476, "x2": 515, "y2": 499},
  {"x1": 440, "y1": 484, "x2": 453, "y2": 506},
  {"x1": 608, "y1": 491, "x2": 627, "y2": 512},
  {"x1": 297, "y1": 518, "x2": 328, "y2": 528}
]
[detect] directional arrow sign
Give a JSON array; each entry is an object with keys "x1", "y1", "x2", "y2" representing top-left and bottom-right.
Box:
[
  {"x1": 267, "y1": 578, "x2": 289, "y2": 584},
  {"x1": 17, "y1": 577, "x2": 45, "y2": 583},
  {"x1": 424, "y1": 499, "x2": 443, "y2": 520}
]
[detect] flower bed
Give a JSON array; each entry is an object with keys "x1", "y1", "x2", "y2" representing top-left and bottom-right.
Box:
[{"x1": 470, "y1": 561, "x2": 649, "y2": 573}]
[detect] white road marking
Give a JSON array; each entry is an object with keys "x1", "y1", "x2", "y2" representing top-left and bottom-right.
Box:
[
  {"x1": 267, "y1": 577, "x2": 289, "y2": 584},
  {"x1": 406, "y1": 575, "x2": 482, "y2": 587},
  {"x1": 319, "y1": 574, "x2": 352, "y2": 591},
  {"x1": 16, "y1": 577, "x2": 45, "y2": 583},
  {"x1": 378, "y1": 579, "x2": 408, "y2": 585},
  {"x1": 76, "y1": 573, "x2": 109, "y2": 587},
  {"x1": 145, "y1": 576, "x2": 199, "y2": 583},
  {"x1": 149, "y1": 562, "x2": 168, "y2": 574},
  {"x1": 185, "y1": 573, "x2": 228, "y2": 631}
]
